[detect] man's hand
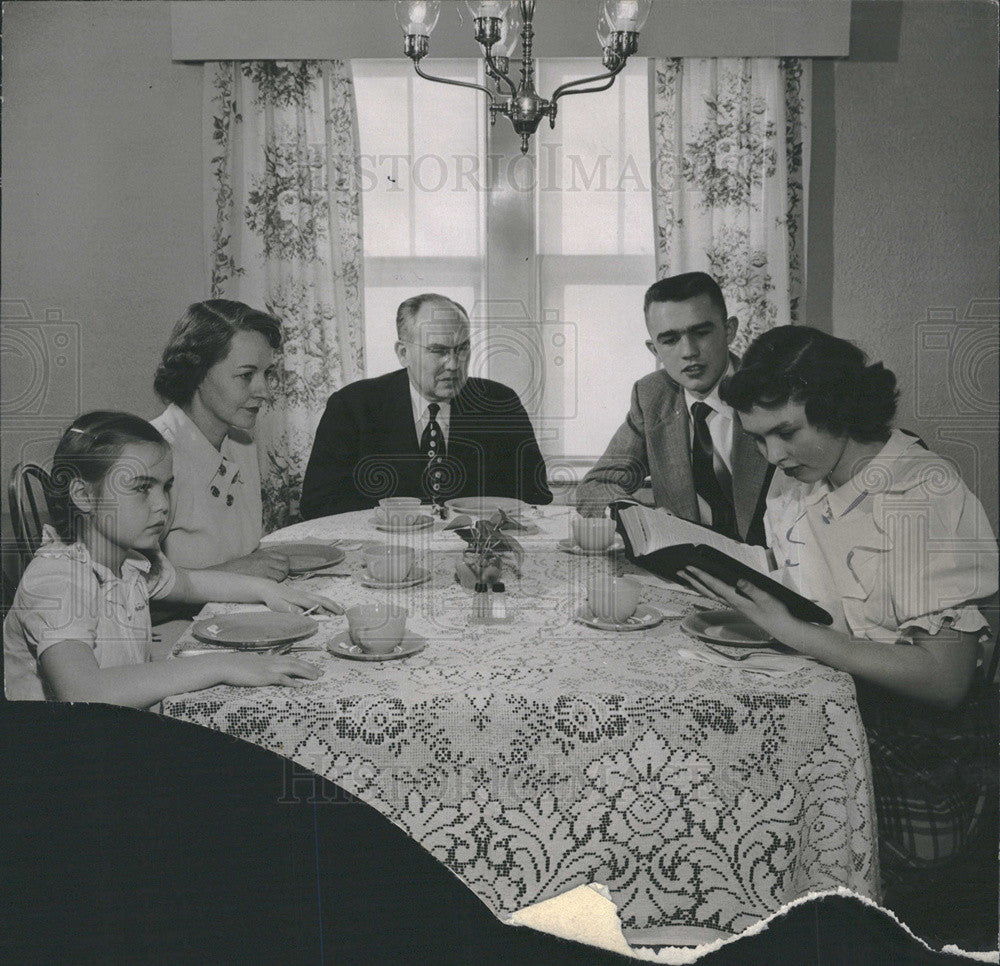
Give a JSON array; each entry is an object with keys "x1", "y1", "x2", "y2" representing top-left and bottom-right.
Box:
[{"x1": 576, "y1": 500, "x2": 611, "y2": 519}]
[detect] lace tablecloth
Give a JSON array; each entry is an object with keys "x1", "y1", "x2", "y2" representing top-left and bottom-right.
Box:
[{"x1": 162, "y1": 507, "x2": 879, "y2": 933}]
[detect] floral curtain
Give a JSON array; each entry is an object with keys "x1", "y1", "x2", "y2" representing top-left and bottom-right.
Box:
[
  {"x1": 651, "y1": 59, "x2": 811, "y2": 351},
  {"x1": 205, "y1": 61, "x2": 365, "y2": 529}
]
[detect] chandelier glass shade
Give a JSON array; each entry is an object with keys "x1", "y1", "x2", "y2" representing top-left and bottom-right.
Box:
[{"x1": 395, "y1": 0, "x2": 652, "y2": 153}]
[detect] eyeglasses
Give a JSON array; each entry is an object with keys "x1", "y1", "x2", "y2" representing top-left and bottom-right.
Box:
[{"x1": 403, "y1": 340, "x2": 472, "y2": 362}]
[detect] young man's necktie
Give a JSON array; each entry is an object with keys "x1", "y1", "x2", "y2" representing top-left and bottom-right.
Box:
[{"x1": 690, "y1": 400, "x2": 737, "y2": 539}]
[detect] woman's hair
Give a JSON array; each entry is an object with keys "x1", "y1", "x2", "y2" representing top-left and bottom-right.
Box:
[
  {"x1": 720, "y1": 326, "x2": 899, "y2": 443},
  {"x1": 49, "y1": 411, "x2": 167, "y2": 542},
  {"x1": 154, "y1": 300, "x2": 282, "y2": 406}
]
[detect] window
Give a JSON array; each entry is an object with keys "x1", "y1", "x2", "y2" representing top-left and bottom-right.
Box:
[
  {"x1": 534, "y1": 59, "x2": 656, "y2": 467},
  {"x1": 353, "y1": 60, "x2": 486, "y2": 380},
  {"x1": 353, "y1": 58, "x2": 655, "y2": 474}
]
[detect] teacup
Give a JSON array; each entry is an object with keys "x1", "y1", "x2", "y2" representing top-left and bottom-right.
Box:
[
  {"x1": 346, "y1": 603, "x2": 408, "y2": 655},
  {"x1": 376, "y1": 497, "x2": 423, "y2": 527},
  {"x1": 364, "y1": 546, "x2": 416, "y2": 584},
  {"x1": 572, "y1": 515, "x2": 616, "y2": 552},
  {"x1": 586, "y1": 575, "x2": 641, "y2": 623}
]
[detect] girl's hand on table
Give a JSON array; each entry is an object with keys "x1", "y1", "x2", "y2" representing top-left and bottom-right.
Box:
[
  {"x1": 680, "y1": 566, "x2": 801, "y2": 643},
  {"x1": 217, "y1": 653, "x2": 323, "y2": 688},
  {"x1": 261, "y1": 584, "x2": 344, "y2": 615}
]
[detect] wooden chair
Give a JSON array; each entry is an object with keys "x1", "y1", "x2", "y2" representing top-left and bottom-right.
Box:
[{"x1": 8, "y1": 462, "x2": 54, "y2": 573}]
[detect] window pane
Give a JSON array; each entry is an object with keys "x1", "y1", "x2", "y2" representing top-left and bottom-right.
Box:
[
  {"x1": 536, "y1": 59, "x2": 653, "y2": 257},
  {"x1": 353, "y1": 60, "x2": 485, "y2": 258},
  {"x1": 541, "y1": 281, "x2": 657, "y2": 463}
]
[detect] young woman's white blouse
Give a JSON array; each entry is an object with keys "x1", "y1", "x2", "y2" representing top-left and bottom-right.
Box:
[
  {"x1": 765, "y1": 429, "x2": 998, "y2": 643},
  {"x1": 151, "y1": 403, "x2": 263, "y2": 569}
]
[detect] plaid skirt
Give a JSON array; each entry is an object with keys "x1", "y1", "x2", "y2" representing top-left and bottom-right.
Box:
[{"x1": 856, "y1": 681, "x2": 999, "y2": 885}]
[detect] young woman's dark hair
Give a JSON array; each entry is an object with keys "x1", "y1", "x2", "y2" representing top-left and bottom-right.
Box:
[
  {"x1": 49, "y1": 411, "x2": 167, "y2": 542},
  {"x1": 719, "y1": 326, "x2": 899, "y2": 443},
  {"x1": 154, "y1": 300, "x2": 282, "y2": 407}
]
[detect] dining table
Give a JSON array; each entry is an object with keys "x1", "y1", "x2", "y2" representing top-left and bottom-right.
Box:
[{"x1": 161, "y1": 504, "x2": 880, "y2": 940}]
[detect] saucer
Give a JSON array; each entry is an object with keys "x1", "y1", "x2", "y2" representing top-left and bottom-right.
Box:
[
  {"x1": 445, "y1": 496, "x2": 530, "y2": 516},
  {"x1": 262, "y1": 542, "x2": 346, "y2": 575},
  {"x1": 190, "y1": 613, "x2": 318, "y2": 649},
  {"x1": 574, "y1": 604, "x2": 665, "y2": 632},
  {"x1": 359, "y1": 565, "x2": 432, "y2": 589},
  {"x1": 326, "y1": 629, "x2": 427, "y2": 662},
  {"x1": 371, "y1": 514, "x2": 435, "y2": 533},
  {"x1": 680, "y1": 610, "x2": 776, "y2": 648},
  {"x1": 557, "y1": 537, "x2": 623, "y2": 556}
]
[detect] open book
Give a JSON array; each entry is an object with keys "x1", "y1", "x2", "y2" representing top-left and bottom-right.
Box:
[{"x1": 611, "y1": 501, "x2": 833, "y2": 625}]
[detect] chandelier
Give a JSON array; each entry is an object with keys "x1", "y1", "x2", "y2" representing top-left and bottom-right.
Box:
[{"x1": 395, "y1": 0, "x2": 652, "y2": 153}]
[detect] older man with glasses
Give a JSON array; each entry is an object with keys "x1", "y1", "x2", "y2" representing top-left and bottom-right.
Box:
[{"x1": 301, "y1": 293, "x2": 552, "y2": 517}]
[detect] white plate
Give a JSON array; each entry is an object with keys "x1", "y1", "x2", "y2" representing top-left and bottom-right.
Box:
[
  {"x1": 680, "y1": 609, "x2": 775, "y2": 647},
  {"x1": 445, "y1": 497, "x2": 531, "y2": 517},
  {"x1": 262, "y1": 542, "x2": 346, "y2": 575},
  {"x1": 190, "y1": 613, "x2": 318, "y2": 648},
  {"x1": 574, "y1": 604, "x2": 666, "y2": 632},
  {"x1": 326, "y1": 629, "x2": 427, "y2": 662},
  {"x1": 371, "y1": 514, "x2": 436, "y2": 533},
  {"x1": 358, "y1": 565, "x2": 432, "y2": 589},
  {"x1": 557, "y1": 537, "x2": 624, "y2": 556}
]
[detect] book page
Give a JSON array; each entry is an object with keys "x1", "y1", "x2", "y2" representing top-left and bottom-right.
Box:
[{"x1": 619, "y1": 504, "x2": 769, "y2": 573}]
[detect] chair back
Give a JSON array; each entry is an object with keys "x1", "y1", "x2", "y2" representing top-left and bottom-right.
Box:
[
  {"x1": 979, "y1": 591, "x2": 1000, "y2": 684},
  {"x1": 8, "y1": 463, "x2": 55, "y2": 571}
]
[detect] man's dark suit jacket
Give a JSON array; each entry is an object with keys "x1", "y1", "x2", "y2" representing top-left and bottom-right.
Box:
[{"x1": 300, "y1": 369, "x2": 553, "y2": 518}]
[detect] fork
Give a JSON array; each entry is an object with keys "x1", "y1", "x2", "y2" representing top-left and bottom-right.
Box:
[
  {"x1": 288, "y1": 569, "x2": 352, "y2": 581},
  {"x1": 273, "y1": 642, "x2": 325, "y2": 654},
  {"x1": 698, "y1": 642, "x2": 777, "y2": 662}
]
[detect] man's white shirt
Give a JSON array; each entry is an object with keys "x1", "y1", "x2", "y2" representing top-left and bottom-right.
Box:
[{"x1": 409, "y1": 380, "x2": 452, "y2": 447}]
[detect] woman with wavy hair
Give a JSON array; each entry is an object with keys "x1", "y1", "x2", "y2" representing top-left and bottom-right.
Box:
[
  {"x1": 152, "y1": 300, "x2": 289, "y2": 579},
  {"x1": 680, "y1": 326, "x2": 997, "y2": 891}
]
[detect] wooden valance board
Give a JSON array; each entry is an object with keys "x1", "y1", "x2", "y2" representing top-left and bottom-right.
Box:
[{"x1": 171, "y1": 0, "x2": 851, "y2": 61}]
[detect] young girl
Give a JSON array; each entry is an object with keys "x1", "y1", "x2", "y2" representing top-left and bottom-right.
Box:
[
  {"x1": 4, "y1": 411, "x2": 342, "y2": 708},
  {"x1": 679, "y1": 327, "x2": 998, "y2": 887}
]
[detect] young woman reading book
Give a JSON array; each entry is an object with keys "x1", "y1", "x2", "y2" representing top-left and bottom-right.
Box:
[{"x1": 679, "y1": 327, "x2": 997, "y2": 887}]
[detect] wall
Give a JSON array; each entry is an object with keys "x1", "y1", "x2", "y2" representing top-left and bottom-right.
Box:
[
  {"x1": 826, "y1": 1, "x2": 999, "y2": 529},
  {"x1": 1, "y1": 1, "x2": 204, "y2": 493},
  {"x1": 3, "y1": 1, "x2": 997, "y2": 530}
]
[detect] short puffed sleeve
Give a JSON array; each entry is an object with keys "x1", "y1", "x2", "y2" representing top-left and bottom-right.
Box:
[
  {"x1": 891, "y1": 476, "x2": 998, "y2": 637},
  {"x1": 13, "y1": 555, "x2": 101, "y2": 657}
]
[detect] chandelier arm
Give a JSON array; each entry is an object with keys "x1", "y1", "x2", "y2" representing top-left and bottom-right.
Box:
[
  {"x1": 550, "y1": 75, "x2": 621, "y2": 99},
  {"x1": 483, "y1": 50, "x2": 518, "y2": 97},
  {"x1": 413, "y1": 62, "x2": 496, "y2": 102},
  {"x1": 550, "y1": 63, "x2": 626, "y2": 104}
]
